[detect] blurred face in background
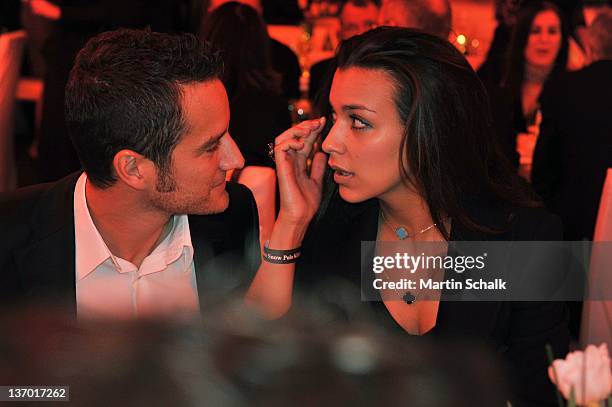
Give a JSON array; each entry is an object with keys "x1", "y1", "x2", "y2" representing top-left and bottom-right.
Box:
[
  {"x1": 378, "y1": 0, "x2": 414, "y2": 27},
  {"x1": 524, "y1": 10, "x2": 562, "y2": 67},
  {"x1": 323, "y1": 67, "x2": 407, "y2": 203},
  {"x1": 339, "y1": 1, "x2": 379, "y2": 40}
]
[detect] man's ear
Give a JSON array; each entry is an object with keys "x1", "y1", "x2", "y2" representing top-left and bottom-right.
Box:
[{"x1": 112, "y1": 150, "x2": 154, "y2": 190}]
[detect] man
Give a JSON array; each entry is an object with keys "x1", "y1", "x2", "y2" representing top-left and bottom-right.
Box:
[
  {"x1": 378, "y1": 0, "x2": 452, "y2": 40},
  {"x1": 532, "y1": 9, "x2": 612, "y2": 242},
  {"x1": 0, "y1": 29, "x2": 260, "y2": 320},
  {"x1": 335, "y1": 0, "x2": 380, "y2": 41},
  {"x1": 309, "y1": 0, "x2": 380, "y2": 105}
]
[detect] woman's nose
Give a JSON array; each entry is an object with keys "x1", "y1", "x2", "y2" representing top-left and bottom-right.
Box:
[{"x1": 322, "y1": 122, "x2": 344, "y2": 154}]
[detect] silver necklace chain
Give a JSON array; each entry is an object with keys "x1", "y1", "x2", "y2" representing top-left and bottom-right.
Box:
[
  {"x1": 379, "y1": 210, "x2": 438, "y2": 240},
  {"x1": 377, "y1": 210, "x2": 436, "y2": 304}
]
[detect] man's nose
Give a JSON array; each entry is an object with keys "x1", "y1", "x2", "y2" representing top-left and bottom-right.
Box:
[{"x1": 220, "y1": 134, "x2": 245, "y2": 171}]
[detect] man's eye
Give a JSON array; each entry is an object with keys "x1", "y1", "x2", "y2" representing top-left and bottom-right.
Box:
[
  {"x1": 206, "y1": 144, "x2": 220, "y2": 153},
  {"x1": 199, "y1": 143, "x2": 220, "y2": 155},
  {"x1": 351, "y1": 116, "x2": 370, "y2": 130}
]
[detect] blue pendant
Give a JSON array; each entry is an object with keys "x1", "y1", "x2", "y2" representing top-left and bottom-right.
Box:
[{"x1": 395, "y1": 227, "x2": 409, "y2": 240}]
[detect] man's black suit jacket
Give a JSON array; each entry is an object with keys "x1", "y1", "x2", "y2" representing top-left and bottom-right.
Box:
[
  {"x1": 0, "y1": 173, "x2": 261, "y2": 313},
  {"x1": 532, "y1": 60, "x2": 612, "y2": 240}
]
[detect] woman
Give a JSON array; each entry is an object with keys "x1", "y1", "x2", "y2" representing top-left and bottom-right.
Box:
[
  {"x1": 506, "y1": 2, "x2": 567, "y2": 122},
  {"x1": 478, "y1": 0, "x2": 582, "y2": 88},
  {"x1": 248, "y1": 27, "x2": 569, "y2": 405},
  {"x1": 485, "y1": 1, "x2": 569, "y2": 174},
  {"x1": 200, "y1": 2, "x2": 291, "y2": 167}
]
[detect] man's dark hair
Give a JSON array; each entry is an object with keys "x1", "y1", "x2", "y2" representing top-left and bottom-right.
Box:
[{"x1": 65, "y1": 28, "x2": 223, "y2": 188}]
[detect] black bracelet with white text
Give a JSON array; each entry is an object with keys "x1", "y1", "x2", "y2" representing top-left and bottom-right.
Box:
[{"x1": 262, "y1": 241, "x2": 301, "y2": 264}]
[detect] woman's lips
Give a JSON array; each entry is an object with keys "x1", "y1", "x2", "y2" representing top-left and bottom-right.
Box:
[{"x1": 329, "y1": 162, "x2": 354, "y2": 181}]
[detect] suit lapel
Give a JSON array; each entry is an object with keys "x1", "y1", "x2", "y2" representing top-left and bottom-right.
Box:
[
  {"x1": 14, "y1": 174, "x2": 79, "y2": 312},
  {"x1": 189, "y1": 214, "x2": 231, "y2": 309},
  {"x1": 15, "y1": 227, "x2": 76, "y2": 308}
]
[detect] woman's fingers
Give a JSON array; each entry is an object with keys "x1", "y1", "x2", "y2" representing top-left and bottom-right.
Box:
[
  {"x1": 275, "y1": 139, "x2": 302, "y2": 189},
  {"x1": 274, "y1": 117, "x2": 325, "y2": 146},
  {"x1": 277, "y1": 139, "x2": 304, "y2": 153},
  {"x1": 310, "y1": 151, "x2": 328, "y2": 186},
  {"x1": 273, "y1": 118, "x2": 328, "y2": 218},
  {"x1": 302, "y1": 117, "x2": 326, "y2": 148}
]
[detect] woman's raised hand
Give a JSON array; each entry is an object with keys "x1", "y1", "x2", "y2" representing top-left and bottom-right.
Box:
[
  {"x1": 246, "y1": 118, "x2": 327, "y2": 318},
  {"x1": 273, "y1": 117, "x2": 327, "y2": 226}
]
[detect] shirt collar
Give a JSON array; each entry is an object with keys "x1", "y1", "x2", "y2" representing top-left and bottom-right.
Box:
[
  {"x1": 139, "y1": 213, "x2": 194, "y2": 276},
  {"x1": 73, "y1": 173, "x2": 194, "y2": 280},
  {"x1": 74, "y1": 173, "x2": 117, "y2": 280}
]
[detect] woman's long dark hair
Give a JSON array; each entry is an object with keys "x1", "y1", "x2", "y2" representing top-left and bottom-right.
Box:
[
  {"x1": 199, "y1": 1, "x2": 281, "y2": 98},
  {"x1": 318, "y1": 27, "x2": 538, "y2": 240},
  {"x1": 503, "y1": 1, "x2": 569, "y2": 99}
]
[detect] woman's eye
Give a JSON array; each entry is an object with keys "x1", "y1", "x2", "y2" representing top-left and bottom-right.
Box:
[{"x1": 351, "y1": 116, "x2": 370, "y2": 130}]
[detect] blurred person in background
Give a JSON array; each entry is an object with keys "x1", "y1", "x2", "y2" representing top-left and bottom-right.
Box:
[
  {"x1": 200, "y1": 2, "x2": 292, "y2": 168},
  {"x1": 479, "y1": 0, "x2": 587, "y2": 87},
  {"x1": 532, "y1": 8, "x2": 612, "y2": 242},
  {"x1": 203, "y1": 0, "x2": 301, "y2": 100},
  {"x1": 531, "y1": 9, "x2": 612, "y2": 339},
  {"x1": 378, "y1": 0, "x2": 452, "y2": 40},
  {"x1": 481, "y1": 1, "x2": 568, "y2": 173},
  {"x1": 309, "y1": 0, "x2": 380, "y2": 104}
]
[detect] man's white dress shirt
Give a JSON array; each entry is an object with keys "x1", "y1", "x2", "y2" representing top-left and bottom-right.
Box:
[{"x1": 73, "y1": 173, "x2": 200, "y2": 320}]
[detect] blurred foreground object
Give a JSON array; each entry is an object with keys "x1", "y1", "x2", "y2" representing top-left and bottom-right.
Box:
[
  {"x1": 0, "y1": 300, "x2": 509, "y2": 406},
  {"x1": 548, "y1": 343, "x2": 612, "y2": 406}
]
